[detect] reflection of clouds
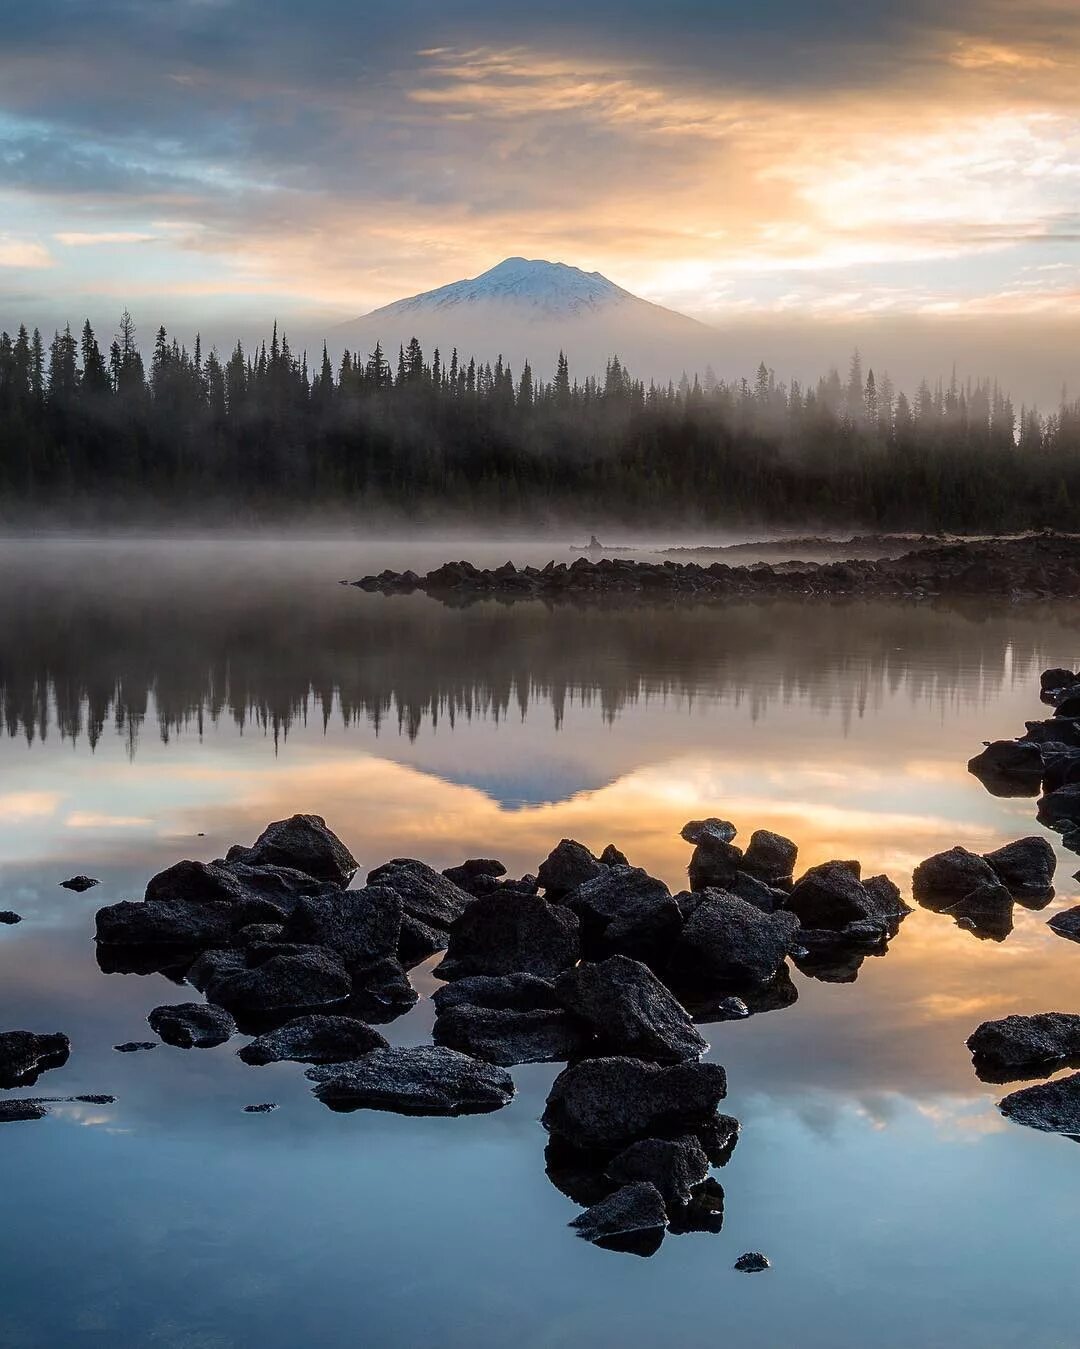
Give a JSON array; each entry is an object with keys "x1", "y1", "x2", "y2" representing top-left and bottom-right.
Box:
[
  {"x1": 66, "y1": 811, "x2": 154, "y2": 829},
  {"x1": 0, "y1": 790, "x2": 62, "y2": 822}
]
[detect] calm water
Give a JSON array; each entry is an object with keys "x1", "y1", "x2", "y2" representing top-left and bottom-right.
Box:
[{"x1": 3, "y1": 535, "x2": 1080, "y2": 1349}]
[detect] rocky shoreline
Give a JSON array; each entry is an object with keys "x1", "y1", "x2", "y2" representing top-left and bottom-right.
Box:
[{"x1": 352, "y1": 534, "x2": 1080, "y2": 603}]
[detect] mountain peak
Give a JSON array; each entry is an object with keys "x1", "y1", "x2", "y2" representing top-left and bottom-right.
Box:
[{"x1": 363, "y1": 257, "x2": 637, "y2": 322}]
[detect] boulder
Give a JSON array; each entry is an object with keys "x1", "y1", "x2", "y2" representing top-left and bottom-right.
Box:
[
  {"x1": 569, "y1": 1182, "x2": 668, "y2": 1256},
  {"x1": 555, "y1": 956, "x2": 707, "y2": 1063},
  {"x1": 229, "y1": 815, "x2": 357, "y2": 886},
  {"x1": 1024, "y1": 718, "x2": 1080, "y2": 748},
  {"x1": 911, "y1": 846, "x2": 999, "y2": 909},
  {"x1": 207, "y1": 949, "x2": 351, "y2": 1021},
  {"x1": 784, "y1": 861, "x2": 884, "y2": 929},
  {"x1": 436, "y1": 892, "x2": 581, "y2": 981},
  {"x1": 366, "y1": 859, "x2": 474, "y2": 929},
  {"x1": 735, "y1": 1252, "x2": 770, "y2": 1273},
  {"x1": 147, "y1": 1002, "x2": 236, "y2": 1049},
  {"x1": 740, "y1": 830, "x2": 798, "y2": 884},
  {"x1": 725, "y1": 871, "x2": 789, "y2": 913},
  {"x1": 238, "y1": 1014, "x2": 389, "y2": 1065},
  {"x1": 565, "y1": 866, "x2": 672, "y2": 940},
  {"x1": 668, "y1": 1177, "x2": 726, "y2": 1235},
  {"x1": 942, "y1": 881, "x2": 1014, "y2": 941},
  {"x1": 1039, "y1": 747, "x2": 1080, "y2": 794},
  {"x1": 1041, "y1": 667, "x2": 1077, "y2": 694},
  {"x1": 999, "y1": 1072, "x2": 1080, "y2": 1134},
  {"x1": 0, "y1": 911, "x2": 21, "y2": 925},
  {"x1": 537, "y1": 839, "x2": 606, "y2": 898},
  {"x1": 968, "y1": 1012, "x2": 1080, "y2": 1081},
  {"x1": 682, "y1": 965, "x2": 799, "y2": 1023},
  {"x1": 114, "y1": 1041, "x2": 156, "y2": 1052},
  {"x1": 602, "y1": 891, "x2": 685, "y2": 968},
  {"x1": 543, "y1": 1056, "x2": 728, "y2": 1150},
  {"x1": 307, "y1": 1045, "x2": 514, "y2": 1115},
  {"x1": 285, "y1": 885, "x2": 402, "y2": 968},
  {"x1": 60, "y1": 875, "x2": 98, "y2": 892},
  {"x1": 603, "y1": 1135, "x2": 710, "y2": 1208},
  {"x1": 434, "y1": 1004, "x2": 588, "y2": 1065},
  {"x1": 0, "y1": 1031, "x2": 70, "y2": 1088},
  {"x1": 397, "y1": 912, "x2": 447, "y2": 967},
  {"x1": 341, "y1": 958, "x2": 418, "y2": 1024},
  {"x1": 687, "y1": 840, "x2": 744, "y2": 891},
  {"x1": 243, "y1": 1103, "x2": 277, "y2": 1113},
  {"x1": 672, "y1": 890, "x2": 797, "y2": 991},
  {"x1": 1039, "y1": 783, "x2": 1080, "y2": 826},
  {"x1": 95, "y1": 897, "x2": 234, "y2": 950},
  {"x1": 0, "y1": 1100, "x2": 50, "y2": 1123},
  {"x1": 442, "y1": 859, "x2": 507, "y2": 895},
  {"x1": 431, "y1": 972, "x2": 559, "y2": 1014},
  {"x1": 967, "y1": 741, "x2": 1044, "y2": 797},
  {"x1": 600, "y1": 844, "x2": 630, "y2": 867},
  {"x1": 145, "y1": 859, "x2": 245, "y2": 906},
  {"x1": 983, "y1": 836, "x2": 1056, "y2": 899},
  {"x1": 186, "y1": 948, "x2": 248, "y2": 994},
  {"x1": 220, "y1": 859, "x2": 333, "y2": 908},
  {"x1": 1049, "y1": 906, "x2": 1080, "y2": 943},
  {"x1": 680, "y1": 819, "x2": 737, "y2": 847}
]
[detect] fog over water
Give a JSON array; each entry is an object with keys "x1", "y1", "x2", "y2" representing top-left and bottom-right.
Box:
[{"x1": 3, "y1": 535, "x2": 1080, "y2": 1348}]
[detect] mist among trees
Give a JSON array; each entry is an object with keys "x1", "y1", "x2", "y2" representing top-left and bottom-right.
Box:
[{"x1": 1, "y1": 314, "x2": 1078, "y2": 528}]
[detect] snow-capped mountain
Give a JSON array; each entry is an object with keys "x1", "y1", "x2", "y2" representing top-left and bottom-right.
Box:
[{"x1": 335, "y1": 257, "x2": 716, "y2": 381}]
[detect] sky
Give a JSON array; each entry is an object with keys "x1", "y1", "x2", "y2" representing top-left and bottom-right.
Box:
[{"x1": 2, "y1": 0, "x2": 1080, "y2": 398}]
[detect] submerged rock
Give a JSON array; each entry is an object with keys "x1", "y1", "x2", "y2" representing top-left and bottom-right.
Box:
[
  {"x1": 238, "y1": 1014, "x2": 388, "y2": 1065},
  {"x1": 569, "y1": 1182, "x2": 668, "y2": 1256},
  {"x1": 0, "y1": 1031, "x2": 70, "y2": 1088},
  {"x1": 603, "y1": 1135, "x2": 710, "y2": 1208},
  {"x1": 672, "y1": 890, "x2": 797, "y2": 991},
  {"x1": 543, "y1": 1056, "x2": 728, "y2": 1151},
  {"x1": 734, "y1": 1252, "x2": 771, "y2": 1273},
  {"x1": 147, "y1": 1002, "x2": 237, "y2": 1049},
  {"x1": 912, "y1": 846, "x2": 999, "y2": 909},
  {"x1": 999, "y1": 1072, "x2": 1080, "y2": 1134},
  {"x1": 434, "y1": 1003, "x2": 587, "y2": 1066},
  {"x1": 207, "y1": 949, "x2": 351, "y2": 1021},
  {"x1": 229, "y1": 814, "x2": 358, "y2": 887},
  {"x1": 555, "y1": 956, "x2": 707, "y2": 1064},
  {"x1": 982, "y1": 836, "x2": 1056, "y2": 899},
  {"x1": 537, "y1": 839, "x2": 606, "y2": 899},
  {"x1": 968, "y1": 1012, "x2": 1080, "y2": 1081},
  {"x1": 308, "y1": 1045, "x2": 514, "y2": 1115},
  {"x1": 60, "y1": 875, "x2": 98, "y2": 892},
  {"x1": 436, "y1": 892, "x2": 581, "y2": 981}
]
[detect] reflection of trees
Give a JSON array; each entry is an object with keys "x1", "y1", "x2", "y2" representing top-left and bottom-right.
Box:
[{"x1": 1, "y1": 546, "x2": 1075, "y2": 753}]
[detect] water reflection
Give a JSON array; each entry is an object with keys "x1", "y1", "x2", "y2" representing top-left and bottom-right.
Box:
[{"x1": 4, "y1": 539, "x2": 1080, "y2": 1345}]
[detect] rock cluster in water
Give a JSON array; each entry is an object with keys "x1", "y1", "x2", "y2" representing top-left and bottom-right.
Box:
[
  {"x1": 352, "y1": 535, "x2": 1080, "y2": 604},
  {"x1": 79, "y1": 810, "x2": 920, "y2": 1254}
]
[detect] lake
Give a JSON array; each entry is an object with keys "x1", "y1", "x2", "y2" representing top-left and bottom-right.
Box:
[{"x1": 2, "y1": 534, "x2": 1079, "y2": 1349}]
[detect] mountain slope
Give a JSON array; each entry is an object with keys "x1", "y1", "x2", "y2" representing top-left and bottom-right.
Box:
[{"x1": 336, "y1": 257, "x2": 716, "y2": 381}]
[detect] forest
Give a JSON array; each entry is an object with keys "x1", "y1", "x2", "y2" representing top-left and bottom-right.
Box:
[{"x1": 1, "y1": 312, "x2": 1078, "y2": 528}]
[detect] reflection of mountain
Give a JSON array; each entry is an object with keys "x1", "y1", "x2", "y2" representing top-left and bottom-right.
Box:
[{"x1": 1, "y1": 541, "x2": 1077, "y2": 752}]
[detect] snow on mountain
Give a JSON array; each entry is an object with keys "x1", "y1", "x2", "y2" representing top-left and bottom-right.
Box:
[{"x1": 336, "y1": 258, "x2": 716, "y2": 381}]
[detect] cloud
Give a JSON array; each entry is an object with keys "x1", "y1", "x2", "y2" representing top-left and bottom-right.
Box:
[
  {"x1": 0, "y1": 233, "x2": 50, "y2": 267},
  {"x1": 55, "y1": 231, "x2": 157, "y2": 246},
  {"x1": 0, "y1": 791, "x2": 61, "y2": 820}
]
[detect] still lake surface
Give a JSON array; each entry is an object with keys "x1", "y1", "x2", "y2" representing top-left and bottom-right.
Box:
[{"x1": 2, "y1": 535, "x2": 1080, "y2": 1349}]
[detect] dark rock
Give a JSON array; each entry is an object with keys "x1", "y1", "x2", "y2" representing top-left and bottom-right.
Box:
[
  {"x1": 0, "y1": 1031, "x2": 70, "y2": 1088},
  {"x1": 968, "y1": 1012, "x2": 1080, "y2": 1082},
  {"x1": 285, "y1": 885, "x2": 402, "y2": 968},
  {"x1": 235, "y1": 922, "x2": 286, "y2": 947},
  {"x1": 673, "y1": 890, "x2": 797, "y2": 991},
  {"x1": 696, "y1": 1112, "x2": 740, "y2": 1166},
  {"x1": 220, "y1": 860, "x2": 332, "y2": 910},
  {"x1": 862, "y1": 874, "x2": 911, "y2": 920},
  {"x1": 434, "y1": 1003, "x2": 588, "y2": 1065},
  {"x1": 114, "y1": 1041, "x2": 157, "y2": 1052},
  {"x1": 1025, "y1": 718, "x2": 1080, "y2": 748},
  {"x1": 537, "y1": 839, "x2": 606, "y2": 898},
  {"x1": 791, "y1": 927, "x2": 883, "y2": 983},
  {"x1": 569, "y1": 1182, "x2": 667, "y2": 1256},
  {"x1": 148, "y1": 1002, "x2": 236, "y2": 1049},
  {"x1": 680, "y1": 819, "x2": 737, "y2": 847},
  {"x1": 436, "y1": 892, "x2": 580, "y2": 981},
  {"x1": 555, "y1": 955, "x2": 707, "y2": 1063},
  {"x1": 725, "y1": 871, "x2": 789, "y2": 913},
  {"x1": 683, "y1": 966, "x2": 799, "y2": 1022},
  {"x1": 1038, "y1": 783, "x2": 1080, "y2": 825},
  {"x1": 912, "y1": 846, "x2": 999, "y2": 909},
  {"x1": 341, "y1": 958, "x2": 418, "y2": 1024},
  {"x1": 1049, "y1": 906, "x2": 1080, "y2": 943},
  {"x1": 0, "y1": 911, "x2": 21, "y2": 925},
  {"x1": 366, "y1": 859, "x2": 473, "y2": 929},
  {"x1": 230, "y1": 814, "x2": 357, "y2": 886},
  {"x1": 967, "y1": 741, "x2": 1044, "y2": 796},
  {"x1": 186, "y1": 947, "x2": 248, "y2": 994},
  {"x1": 397, "y1": 912, "x2": 447, "y2": 967},
  {"x1": 999, "y1": 1072, "x2": 1080, "y2": 1134},
  {"x1": 95, "y1": 897, "x2": 235, "y2": 950},
  {"x1": 600, "y1": 844, "x2": 630, "y2": 867},
  {"x1": 1038, "y1": 747, "x2": 1080, "y2": 794},
  {"x1": 239, "y1": 1014, "x2": 388, "y2": 1065},
  {"x1": 543, "y1": 1056, "x2": 728, "y2": 1150},
  {"x1": 0, "y1": 1100, "x2": 49, "y2": 1123},
  {"x1": 442, "y1": 859, "x2": 507, "y2": 894},
  {"x1": 1042, "y1": 667, "x2": 1077, "y2": 694},
  {"x1": 1055, "y1": 693, "x2": 1080, "y2": 719},
  {"x1": 566, "y1": 866, "x2": 671, "y2": 933},
  {"x1": 688, "y1": 840, "x2": 744, "y2": 891},
  {"x1": 243, "y1": 1103, "x2": 277, "y2": 1113},
  {"x1": 740, "y1": 830, "x2": 798, "y2": 884},
  {"x1": 72, "y1": 1094, "x2": 114, "y2": 1105},
  {"x1": 308, "y1": 1045, "x2": 514, "y2": 1115},
  {"x1": 431, "y1": 972, "x2": 558, "y2": 1014},
  {"x1": 668, "y1": 1177, "x2": 726, "y2": 1235},
  {"x1": 785, "y1": 861, "x2": 883, "y2": 928},
  {"x1": 604, "y1": 1135, "x2": 710, "y2": 1208},
  {"x1": 942, "y1": 881, "x2": 1014, "y2": 941},
  {"x1": 602, "y1": 891, "x2": 685, "y2": 968},
  {"x1": 145, "y1": 859, "x2": 245, "y2": 906},
  {"x1": 60, "y1": 875, "x2": 98, "y2": 892},
  {"x1": 983, "y1": 836, "x2": 1056, "y2": 899},
  {"x1": 207, "y1": 949, "x2": 351, "y2": 1021},
  {"x1": 735, "y1": 1252, "x2": 770, "y2": 1272}
]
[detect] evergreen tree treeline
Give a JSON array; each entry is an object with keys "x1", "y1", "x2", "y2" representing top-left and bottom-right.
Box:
[{"x1": 0, "y1": 314, "x2": 1077, "y2": 528}]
